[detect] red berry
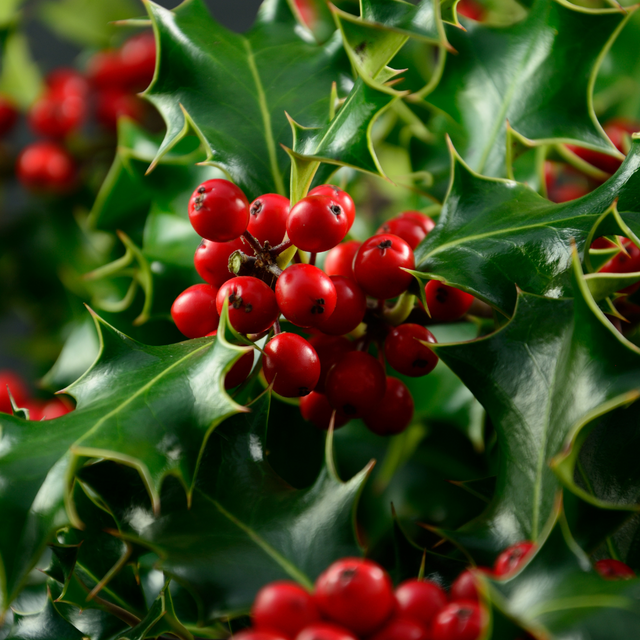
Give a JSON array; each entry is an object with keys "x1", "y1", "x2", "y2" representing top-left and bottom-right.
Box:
[
  {"x1": 325, "y1": 351, "x2": 386, "y2": 418},
  {"x1": 286, "y1": 195, "x2": 349, "y2": 253},
  {"x1": 363, "y1": 377, "x2": 414, "y2": 436},
  {"x1": 0, "y1": 370, "x2": 29, "y2": 414},
  {"x1": 308, "y1": 335, "x2": 354, "y2": 394},
  {"x1": 314, "y1": 276, "x2": 366, "y2": 336},
  {"x1": 377, "y1": 211, "x2": 435, "y2": 250},
  {"x1": 369, "y1": 618, "x2": 429, "y2": 640},
  {"x1": 314, "y1": 558, "x2": 395, "y2": 636},
  {"x1": 450, "y1": 568, "x2": 492, "y2": 603},
  {"x1": 424, "y1": 281, "x2": 474, "y2": 322},
  {"x1": 46, "y1": 68, "x2": 88, "y2": 98},
  {"x1": 548, "y1": 183, "x2": 589, "y2": 203},
  {"x1": 299, "y1": 392, "x2": 348, "y2": 430},
  {"x1": 384, "y1": 324, "x2": 438, "y2": 377},
  {"x1": 252, "y1": 581, "x2": 319, "y2": 638},
  {"x1": 308, "y1": 184, "x2": 356, "y2": 230},
  {"x1": 275, "y1": 264, "x2": 337, "y2": 328},
  {"x1": 41, "y1": 398, "x2": 73, "y2": 420},
  {"x1": 0, "y1": 94, "x2": 18, "y2": 136},
  {"x1": 295, "y1": 622, "x2": 358, "y2": 640},
  {"x1": 248, "y1": 194, "x2": 290, "y2": 246},
  {"x1": 189, "y1": 179, "x2": 250, "y2": 242},
  {"x1": 171, "y1": 284, "x2": 220, "y2": 338},
  {"x1": 431, "y1": 602, "x2": 482, "y2": 640},
  {"x1": 493, "y1": 542, "x2": 536, "y2": 577},
  {"x1": 194, "y1": 237, "x2": 246, "y2": 288},
  {"x1": 96, "y1": 88, "x2": 145, "y2": 130},
  {"x1": 600, "y1": 239, "x2": 640, "y2": 274},
  {"x1": 16, "y1": 141, "x2": 77, "y2": 193},
  {"x1": 594, "y1": 559, "x2": 636, "y2": 580},
  {"x1": 233, "y1": 630, "x2": 289, "y2": 640},
  {"x1": 225, "y1": 350, "x2": 254, "y2": 390},
  {"x1": 23, "y1": 400, "x2": 45, "y2": 421},
  {"x1": 87, "y1": 50, "x2": 124, "y2": 89},
  {"x1": 29, "y1": 90, "x2": 86, "y2": 138},
  {"x1": 353, "y1": 234, "x2": 414, "y2": 300},
  {"x1": 394, "y1": 579, "x2": 447, "y2": 628},
  {"x1": 324, "y1": 241, "x2": 361, "y2": 279},
  {"x1": 457, "y1": 0, "x2": 485, "y2": 20},
  {"x1": 119, "y1": 32, "x2": 157, "y2": 90},
  {"x1": 216, "y1": 276, "x2": 279, "y2": 335},
  {"x1": 262, "y1": 333, "x2": 320, "y2": 397}
]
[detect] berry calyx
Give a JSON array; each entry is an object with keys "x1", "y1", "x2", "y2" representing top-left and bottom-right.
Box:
[
  {"x1": 314, "y1": 276, "x2": 366, "y2": 336},
  {"x1": 252, "y1": 581, "x2": 319, "y2": 638},
  {"x1": 299, "y1": 392, "x2": 348, "y2": 430},
  {"x1": 594, "y1": 559, "x2": 636, "y2": 580},
  {"x1": 308, "y1": 184, "x2": 356, "y2": 230},
  {"x1": 16, "y1": 141, "x2": 77, "y2": 193},
  {"x1": 216, "y1": 276, "x2": 279, "y2": 335},
  {"x1": 194, "y1": 237, "x2": 246, "y2": 288},
  {"x1": 493, "y1": 541, "x2": 536, "y2": 577},
  {"x1": 394, "y1": 578, "x2": 448, "y2": 628},
  {"x1": 353, "y1": 234, "x2": 415, "y2": 300},
  {"x1": 324, "y1": 241, "x2": 361, "y2": 279},
  {"x1": 314, "y1": 558, "x2": 395, "y2": 636},
  {"x1": 431, "y1": 602, "x2": 482, "y2": 640},
  {"x1": 325, "y1": 351, "x2": 386, "y2": 418},
  {"x1": 377, "y1": 211, "x2": 435, "y2": 250},
  {"x1": 384, "y1": 324, "x2": 438, "y2": 377},
  {"x1": 171, "y1": 284, "x2": 220, "y2": 338},
  {"x1": 363, "y1": 377, "x2": 414, "y2": 436},
  {"x1": 424, "y1": 281, "x2": 474, "y2": 322},
  {"x1": 248, "y1": 194, "x2": 290, "y2": 246},
  {"x1": 262, "y1": 333, "x2": 320, "y2": 397},
  {"x1": 189, "y1": 179, "x2": 250, "y2": 242},
  {"x1": 275, "y1": 263, "x2": 337, "y2": 328},
  {"x1": 286, "y1": 195, "x2": 349, "y2": 253}
]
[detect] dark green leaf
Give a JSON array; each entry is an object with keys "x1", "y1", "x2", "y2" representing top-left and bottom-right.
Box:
[
  {"x1": 424, "y1": 0, "x2": 631, "y2": 177},
  {"x1": 6, "y1": 595, "x2": 84, "y2": 640},
  {"x1": 430, "y1": 254, "x2": 640, "y2": 562}
]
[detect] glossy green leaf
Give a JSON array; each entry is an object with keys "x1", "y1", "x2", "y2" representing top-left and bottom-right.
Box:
[
  {"x1": 488, "y1": 507, "x2": 640, "y2": 639},
  {"x1": 37, "y1": 0, "x2": 139, "y2": 48},
  {"x1": 6, "y1": 595, "x2": 84, "y2": 640},
  {"x1": 429, "y1": 254, "x2": 640, "y2": 562},
  {"x1": 0, "y1": 311, "x2": 246, "y2": 615},
  {"x1": 414, "y1": 139, "x2": 640, "y2": 316},
  {"x1": 143, "y1": 0, "x2": 351, "y2": 200},
  {"x1": 424, "y1": 0, "x2": 631, "y2": 177},
  {"x1": 83, "y1": 393, "x2": 372, "y2": 622}
]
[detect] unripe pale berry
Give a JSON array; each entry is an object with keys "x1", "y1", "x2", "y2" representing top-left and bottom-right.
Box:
[{"x1": 189, "y1": 179, "x2": 250, "y2": 242}]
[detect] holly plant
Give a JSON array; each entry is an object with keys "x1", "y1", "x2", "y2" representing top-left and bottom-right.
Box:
[{"x1": 3, "y1": 0, "x2": 640, "y2": 638}]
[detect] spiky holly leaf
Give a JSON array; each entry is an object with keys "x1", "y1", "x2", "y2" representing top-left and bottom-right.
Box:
[
  {"x1": 413, "y1": 139, "x2": 640, "y2": 316},
  {"x1": 428, "y1": 254, "x2": 640, "y2": 563},
  {"x1": 0, "y1": 310, "x2": 246, "y2": 615},
  {"x1": 79, "y1": 393, "x2": 372, "y2": 623},
  {"x1": 487, "y1": 506, "x2": 640, "y2": 639},
  {"x1": 143, "y1": 0, "x2": 351, "y2": 201},
  {"x1": 423, "y1": 0, "x2": 632, "y2": 177},
  {"x1": 6, "y1": 593, "x2": 84, "y2": 640}
]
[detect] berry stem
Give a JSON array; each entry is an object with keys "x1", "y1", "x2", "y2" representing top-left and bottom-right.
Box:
[
  {"x1": 242, "y1": 230, "x2": 263, "y2": 255},
  {"x1": 271, "y1": 238, "x2": 293, "y2": 254},
  {"x1": 309, "y1": 252, "x2": 317, "y2": 266},
  {"x1": 383, "y1": 291, "x2": 416, "y2": 326},
  {"x1": 274, "y1": 317, "x2": 282, "y2": 334}
]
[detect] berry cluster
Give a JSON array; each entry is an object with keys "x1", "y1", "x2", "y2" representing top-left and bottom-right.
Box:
[
  {"x1": 172, "y1": 179, "x2": 476, "y2": 436},
  {"x1": 233, "y1": 545, "x2": 635, "y2": 640},
  {"x1": 0, "y1": 369, "x2": 73, "y2": 420},
  {"x1": 0, "y1": 32, "x2": 156, "y2": 194}
]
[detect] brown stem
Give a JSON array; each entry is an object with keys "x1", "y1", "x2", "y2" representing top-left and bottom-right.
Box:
[
  {"x1": 242, "y1": 230, "x2": 263, "y2": 255},
  {"x1": 274, "y1": 318, "x2": 282, "y2": 334},
  {"x1": 271, "y1": 238, "x2": 293, "y2": 254},
  {"x1": 309, "y1": 252, "x2": 317, "y2": 266}
]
